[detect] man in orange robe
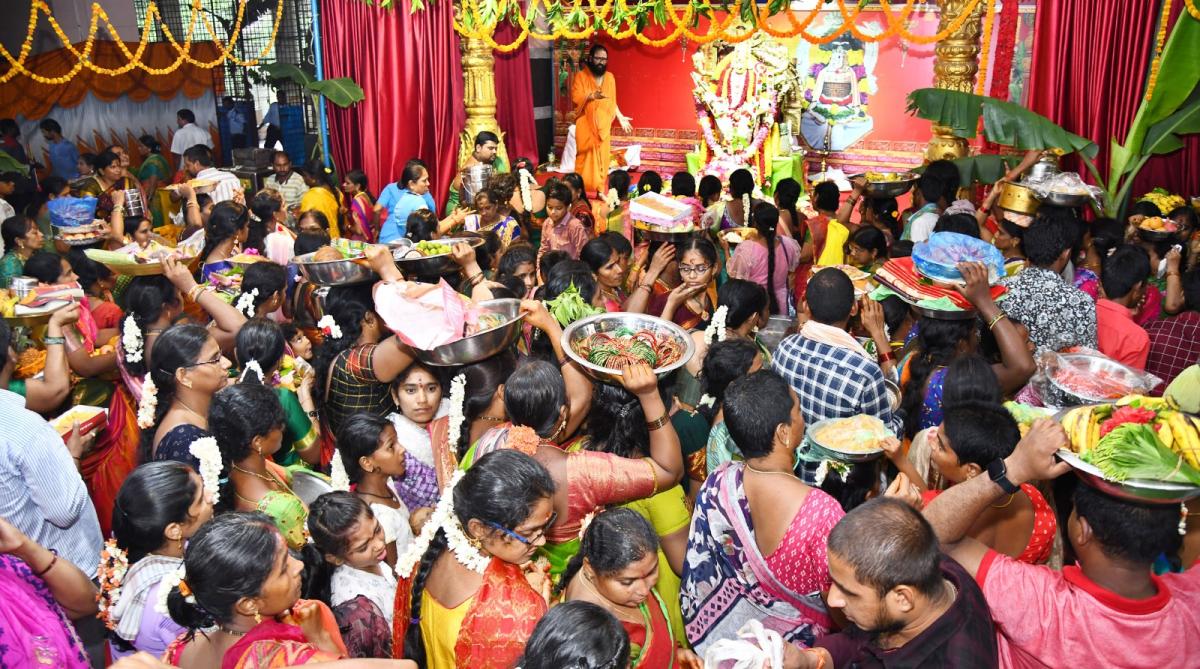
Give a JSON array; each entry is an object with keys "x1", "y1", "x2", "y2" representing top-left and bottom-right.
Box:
[{"x1": 570, "y1": 45, "x2": 632, "y2": 196}]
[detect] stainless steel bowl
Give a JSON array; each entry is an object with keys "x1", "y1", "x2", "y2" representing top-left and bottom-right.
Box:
[
  {"x1": 289, "y1": 469, "x2": 334, "y2": 507},
  {"x1": 408, "y1": 298, "x2": 525, "y2": 366},
  {"x1": 805, "y1": 416, "x2": 891, "y2": 464},
  {"x1": 561, "y1": 312, "x2": 695, "y2": 384},
  {"x1": 1046, "y1": 354, "x2": 1153, "y2": 406},
  {"x1": 631, "y1": 221, "x2": 702, "y2": 243},
  {"x1": 885, "y1": 379, "x2": 902, "y2": 412},
  {"x1": 293, "y1": 251, "x2": 378, "y2": 286},
  {"x1": 1058, "y1": 449, "x2": 1200, "y2": 504},
  {"x1": 391, "y1": 235, "x2": 486, "y2": 278},
  {"x1": 856, "y1": 172, "x2": 919, "y2": 199},
  {"x1": 1040, "y1": 190, "x2": 1090, "y2": 207}
]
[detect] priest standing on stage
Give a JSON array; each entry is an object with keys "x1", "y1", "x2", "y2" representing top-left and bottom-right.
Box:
[{"x1": 570, "y1": 44, "x2": 632, "y2": 195}]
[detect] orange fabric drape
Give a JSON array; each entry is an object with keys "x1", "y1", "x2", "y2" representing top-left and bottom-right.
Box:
[{"x1": 0, "y1": 40, "x2": 222, "y2": 119}]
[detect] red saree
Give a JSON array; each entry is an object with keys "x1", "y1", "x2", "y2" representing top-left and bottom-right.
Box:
[
  {"x1": 393, "y1": 557, "x2": 547, "y2": 668},
  {"x1": 626, "y1": 591, "x2": 676, "y2": 669},
  {"x1": 164, "y1": 601, "x2": 346, "y2": 668},
  {"x1": 82, "y1": 383, "x2": 140, "y2": 537}
]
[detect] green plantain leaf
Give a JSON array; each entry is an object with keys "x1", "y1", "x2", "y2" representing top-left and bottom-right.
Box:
[
  {"x1": 308, "y1": 78, "x2": 366, "y2": 108},
  {"x1": 913, "y1": 153, "x2": 1021, "y2": 185},
  {"x1": 906, "y1": 88, "x2": 1097, "y2": 158},
  {"x1": 1111, "y1": 15, "x2": 1200, "y2": 182},
  {"x1": 1141, "y1": 91, "x2": 1200, "y2": 158},
  {"x1": 261, "y1": 62, "x2": 315, "y2": 88}
]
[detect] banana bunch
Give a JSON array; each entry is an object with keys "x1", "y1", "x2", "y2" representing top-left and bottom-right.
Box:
[
  {"x1": 1116, "y1": 394, "x2": 1178, "y2": 411},
  {"x1": 1061, "y1": 405, "x2": 1110, "y2": 454},
  {"x1": 1139, "y1": 188, "x2": 1186, "y2": 215},
  {"x1": 1159, "y1": 411, "x2": 1200, "y2": 470},
  {"x1": 0, "y1": 290, "x2": 18, "y2": 318}
]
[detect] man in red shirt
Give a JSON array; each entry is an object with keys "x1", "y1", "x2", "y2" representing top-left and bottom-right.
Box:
[
  {"x1": 1095, "y1": 245, "x2": 1151, "y2": 370},
  {"x1": 1146, "y1": 269, "x2": 1200, "y2": 390},
  {"x1": 924, "y1": 420, "x2": 1200, "y2": 669}
]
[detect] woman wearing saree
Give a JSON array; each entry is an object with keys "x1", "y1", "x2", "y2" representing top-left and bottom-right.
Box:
[
  {"x1": 341, "y1": 169, "x2": 375, "y2": 242},
  {"x1": 393, "y1": 450, "x2": 555, "y2": 669},
  {"x1": 0, "y1": 516, "x2": 97, "y2": 669},
  {"x1": 75, "y1": 150, "x2": 139, "y2": 222},
  {"x1": 300, "y1": 160, "x2": 343, "y2": 239},
  {"x1": 163, "y1": 513, "x2": 350, "y2": 668},
  {"x1": 236, "y1": 319, "x2": 321, "y2": 468},
  {"x1": 680, "y1": 371, "x2": 843, "y2": 655},
  {"x1": 136, "y1": 135, "x2": 173, "y2": 231},
  {"x1": 626, "y1": 238, "x2": 719, "y2": 330},
  {"x1": 581, "y1": 237, "x2": 628, "y2": 312},
  {"x1": 560, "y1": 509, "x2": 701, "y2": 668},
  {"x1": 463, "y1": 341, "x2": 682, "y2": 577}
]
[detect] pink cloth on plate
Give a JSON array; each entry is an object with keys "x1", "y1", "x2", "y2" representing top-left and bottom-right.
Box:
[{"x1": 373, "y1": 279, "x2": 474, "y2": 350}]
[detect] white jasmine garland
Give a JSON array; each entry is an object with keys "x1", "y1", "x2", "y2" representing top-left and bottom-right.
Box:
[
  {"x1": 188, "y1": 437, "x2": 222, "y2": 505},
  {"x1": 317, "y1": 315, "x2": 342, "y2": 340},
  {"x1": 235, "y1": 288, "x2": 258, "y2": 318},
  {"x1": 519, "y1": 169, "x2": 535, "y2": 212},
  {"x1": 697, "y1": 394, "x2": 716, "y2": 409},
  {"x1": 605, "y1": 188, "x2": 620, "y2": 210},
  {"x1": 812, "y1": 460, "x2": 830, "y2": 487},
  {"x1": 155, "y1": 564, "x2": 192, "y2": 616},
  {"x1": 395, "y1": 470, "x2": 491, "y2": 577},
  {"x1": 704, "y1": 305, "x2": 729, "y2": 345},
  {"x1": 742, "y1": 193, "x2": 752, "y2": 222},
  {"x1": 137, "y1": 378, "x2": 158, "y2": 429},
  {"x1": 122, "y1": 316, "x2": 144, "y2": 364},
  {"x1": 239, "y1": 359, "x2": 264, "y2": 383},
  {"x1": 330, "y1": 449, "x2": 350, "y2": 492},
  {"x1": 447, "y1": 374, "x2": 467, "y2": 448},
  {"x1": 444, "y1": 513, "x2": 491, "y2": 574}
]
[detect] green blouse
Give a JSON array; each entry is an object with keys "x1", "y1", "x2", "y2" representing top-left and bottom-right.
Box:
[
  {"x1": 0, "y1": 252, "x2": 25, "y2": 289},
  {"x1": 272, "y1": 387, "x2": 318, "y2": 468}
]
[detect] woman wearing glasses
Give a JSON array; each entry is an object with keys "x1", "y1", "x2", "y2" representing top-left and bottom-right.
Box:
[
  {"x1": 394, "y1": 450, "x2": 556, "y2": 669},
  {"x1": 625, "y1": 237, "x2": 719, "y2": 329},
  {"x1": 462, "y1": 360, "x2": 683, "y2": 581},
  {"x1": 141, "y1": 324, "x2": 232, "y2": 468}
]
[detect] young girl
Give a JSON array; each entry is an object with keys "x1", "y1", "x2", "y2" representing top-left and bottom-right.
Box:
[
  {"x1": 104, "y1": 462, "x2": 214, "y2": 660},
  {"x1": 336, "y1": 413, "x2": 417, "y2": 565},
  {"x1": 563, "y1": 172, "x2": 596, "y2": 237},
  {"x1": 537, "y1": 182, "x2": 590, "y2": 265},
  {"x1": 560, "y1": 508, "x2": 702, "y2": 669},
  {"x1": 209, "y1": 382, "x2": 309, "y2": 551},
  {"x1": 308, "y1": 492, "x2": 395, "y2": 658},
  {"x1": 341, "y1": 169, "x2": 374, "y2": 242},
  {"x1": 387, "y1": 363, "x2": 450, "y2": 503},
  {"x1": 236, "y1": 319, "x2": 321, "y2": 467},
  {"x1": 233, "y1": 261, "x2": 288, "y2": 320},
  {"x1": 628, "y1": 237, "x2": 719, "y2": 329}
]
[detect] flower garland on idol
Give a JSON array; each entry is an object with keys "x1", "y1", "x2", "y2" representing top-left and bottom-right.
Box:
[
  {"x1": 696, "y1": 97, "x2": 777, "y2": 179},
  {"x1": 395, "y1": 470, "x2": 491, "y2": 578}
]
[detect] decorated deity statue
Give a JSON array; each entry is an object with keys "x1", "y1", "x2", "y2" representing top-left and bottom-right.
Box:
[
  {"x1": 814, "y1": 47, "x2": 859, "y2": 107},
  {"x1": 796, "y1": 26, "x2": 879, "y2": 154},
  {"x1": 692, "y1": 39, "x2": 784, "y2": 182}
]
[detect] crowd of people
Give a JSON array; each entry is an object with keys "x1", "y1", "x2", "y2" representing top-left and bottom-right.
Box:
[{"x1": 1, "y1": 114, "x2": 1199, "y2": 669}]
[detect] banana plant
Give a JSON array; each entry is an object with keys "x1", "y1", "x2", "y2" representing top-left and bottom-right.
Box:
[{"x1": 261, "y1": 62, "x2": 365, "y2": 109}]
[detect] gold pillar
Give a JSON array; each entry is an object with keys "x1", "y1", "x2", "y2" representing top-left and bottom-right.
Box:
[
  {"x1": 459, "y1": 36, "x2": 511, "y2": 170},
  {"x1": 924, "y1": 0, "x2": 986, "y2": 162}
]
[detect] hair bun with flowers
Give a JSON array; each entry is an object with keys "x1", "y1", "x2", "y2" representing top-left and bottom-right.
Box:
[
  {"x1": 155, "y1": 563, "x2": 194, "y2": 616},
  {"x1": 188, "y1": 437, "x2": 222, "y2": 505},
  {"x1": 235, "y1": 288, "x2": 259, "y2": 319},
  {"x1": 122, "y1": 315, "x2": 144, "y2": 364},
  {"x1": 317, "y1": 315, "x2": 343, "y2": 340},
  {"x1": 704, "y1": 305, "x2": 729, "y2": 345},
  {"x1": 395, "y1": 470, "x2": 490, "y2": 578},
  {"x1": 330, "y1": 449, "x2": 351, "y2": 492},
  {"x1": 239, "y1": 359, "x2": 265, "y2": 383}
]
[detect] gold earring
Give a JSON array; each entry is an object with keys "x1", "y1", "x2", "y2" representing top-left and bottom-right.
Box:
[{"x1": 253, "y1": 610, "x2": 263, "y2": 624}]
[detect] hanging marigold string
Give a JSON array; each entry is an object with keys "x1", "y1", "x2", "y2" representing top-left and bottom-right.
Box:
[
  {"x1": 1185, "y1": 0, "x2": 1200, "y2": 19},
  {"x1": 975, "y1": 0, "x2": 998, "y2": 95},
  {"x1": 449, "y1": 0, "x2": 989, "y2": 52},
  {"x1": 1, "y1": 0, "x2": 284, "y2": 84},
  {"x1": 1144, "y1": 0, "x2": 1174, "y2": 102}
]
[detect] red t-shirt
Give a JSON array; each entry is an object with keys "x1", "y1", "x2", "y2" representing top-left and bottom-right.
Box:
[
  {"x1": 1095, "y1": 298, "x2": 1150, "y2": 370},
  {"x1": 977, "y1": 550, "x2": 1200, "y2": 668}
]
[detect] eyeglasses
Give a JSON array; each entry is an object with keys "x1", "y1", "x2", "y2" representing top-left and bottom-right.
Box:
[
  {"x1": 484, "y1": 511, "x2": 558, "y2": 546},
  {"x1": 678, "y1": 264, "x2": 711, "y2": 276},
  {"x1": 182, "y1": 352, "x2": 223, "y2": 369}
]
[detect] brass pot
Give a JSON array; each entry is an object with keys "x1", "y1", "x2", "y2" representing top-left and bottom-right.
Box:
[{"x1": 997, "y1": 182, "x2": 1040, "y2": 215}]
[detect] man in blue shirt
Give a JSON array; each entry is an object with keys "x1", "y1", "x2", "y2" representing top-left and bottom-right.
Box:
[
  {"x1": 38, "y1": 119, "x2": 79, "y2": 181},
  {"x1": 375, "y1": 158, "x2": 438, "y2": 243}
]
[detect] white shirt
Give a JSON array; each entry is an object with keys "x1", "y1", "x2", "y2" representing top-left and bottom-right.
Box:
[
  {"x1": 195, "y1": 167, "x2": 244, "y2": 205},
  {"x1": 170, "y1": 123, "x2": 212, "y2": 156},
  {"x1": 0, "y1": 390, "x2": 103, "y2": 576},
  {"x1": 331, "y1": 563, "x2": 398, "y2": 625},
  {"x1": 0, "y1": 197, "x2": 14, "y2": 223},
  {"x1": 909, "y1": 210, "x2": 939, "y2": 243}
]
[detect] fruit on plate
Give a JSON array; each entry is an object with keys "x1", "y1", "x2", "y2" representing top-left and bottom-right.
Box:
[
  {"x1": 864, "y1": 171, "x2": 905, "y2": 182},
  {"x1": 1059, "y1": 395, "x2": 1200, "y2": 483},
  {"x1": 1139, "y1": 216, "x2": 1178, "y2": 232},
  {"x1": 415, "y1": 240, "x2": 453, "y2": 256}
]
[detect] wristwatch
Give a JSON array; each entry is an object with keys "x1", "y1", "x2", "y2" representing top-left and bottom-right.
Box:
[{"x1": 987, "y1": 459, "x2": 1020, "y2": 495}]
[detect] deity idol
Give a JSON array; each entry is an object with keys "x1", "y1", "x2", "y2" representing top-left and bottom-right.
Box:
[
  {"x1": 693, "y1": 44, "x2": 778, "y2": 180},
  {"x1": 814, "y1": 47, "x2": 859, "y2": 107}
]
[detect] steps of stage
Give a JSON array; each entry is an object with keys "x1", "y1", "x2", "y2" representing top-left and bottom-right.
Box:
[{"x1": 553, "y1": 121, "x2": 697, "y2": 176}]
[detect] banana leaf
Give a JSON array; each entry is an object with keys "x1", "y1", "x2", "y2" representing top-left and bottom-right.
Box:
[
  {"x1": 906, "y1": 88, "x2": 1098, "y2": 159},
  {"x1": 913, "y1": 154, "x2": 1021, "y2": 186},
  {"x1": 309, "y1": 78, "x2": 366, "y2": 107},
  {"x1": 261, "y1": 62, "x2": 315, "y2": 87},
  {"x1": 1141, "y1": 91, "x2": 1200, "y2": 158},
  {"x1": 1109, "y1": 13, "x2": 1200, "y2": 184}
]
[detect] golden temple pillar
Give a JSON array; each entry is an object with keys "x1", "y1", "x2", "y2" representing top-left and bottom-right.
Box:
[
  {"x1": 458, "y1": 36, "x2": 511, "y2": 170},
  {"x1": 924, "y1": 0, "x2": 986, "y2": 162}
]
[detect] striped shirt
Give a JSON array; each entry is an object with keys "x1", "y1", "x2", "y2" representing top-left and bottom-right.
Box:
[
  {"x1": 194, "y1": 167, "x2": 245, "y2": 205},
  {"x1": 0, "y1": 390, "x2": 102, "y2": 576},
  {"x1": 263, "y1": 171, "x2": 309, "y2": 211}
]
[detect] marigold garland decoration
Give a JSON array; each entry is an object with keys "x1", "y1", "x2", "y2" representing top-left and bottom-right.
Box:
[
  {"x1": 975, "y1": 0, "x2": 998, "y2": 95},
  {"x1": 1144, "y1": 0, "x2": 1174, "y2": 102},
  {"x1": 1, "y1": 0, "x2": 283, "y2": 85}
]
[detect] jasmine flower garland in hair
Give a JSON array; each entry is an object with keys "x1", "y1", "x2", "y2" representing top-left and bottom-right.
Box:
[
  {"x1": 605, "y1": 188, "x2": 620, "y2": 210},
  {"x1": 122, "y1": 316, "x2": 143, "y2": 363},
  {"x1": 519, "y1": 170, "x2": 535, "y2": 213},
  {"x1": 704, "y1": 305, "x2": 729, "y2": 345},
  {"x1": 317, "y1": 315, "x2": 342, "y2": 340},
  {"x1": 235, "y1": 288, "x2": 258, "y2": 318},
  {"x1": 97, "y1": 538, "x2": 129, "y2": 631},
  {"x1": 155, "y1": 564, "x2": 192, "y2": 616},
  {"x1": 330, "y1": 450, "x2": 350, "y2": 492},
  {"x1": 447, "y1": 374, "x2": 467, "y2": 447},
  {"x1": 239, "y1": 359, "x2": 264, "y2": 383},
  {"x1": 395, "y1": 470, "x2": 490, "y2": 577},
  {"x1": 137, "y1": 378, "x2": 158, "y2": 429},
  {"x1": 188, "y1": 437, "x2": 222, "y2": 505}
]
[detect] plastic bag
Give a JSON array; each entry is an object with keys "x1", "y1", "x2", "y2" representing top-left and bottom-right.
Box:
[
  {"x1": 1024, "y1": 172, "x2": 1104, "y2": 205},
  {"x1": 703, "y1": 620, "x2": 785, "y2": 669},
  {"x1": 912, "y1": 231, "x2": 1005, "y2": 285},
  {"x1": 373, "y1": 279, "x2": 473, "y2": 350},
  {"x1": 1036, "y1": 349, "x2": 1162, "y2": 408},
  {"x1": 47, "y1": 196, "x2": 98, "y2": 228}
]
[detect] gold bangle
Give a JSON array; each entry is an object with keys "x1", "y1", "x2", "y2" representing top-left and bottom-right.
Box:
[
  {"x1": 987, "y1": 312, "x2": 1008, "y2": 331},
  {"x1": 643, "y1": 457, "x2": 659, "y2": 497},
  {"x1": 646, "y1": 413, "x2": 670, "y2": 431},
  {"x1": 187, "y1": 285, "x2": 206, "y2": 302}
]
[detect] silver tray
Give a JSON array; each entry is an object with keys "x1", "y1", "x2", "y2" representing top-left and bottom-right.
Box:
[
  {"x1": 408, "y1": 298, "x2": 524, "y2": 366},
  {"x1": 1057, "y1": 449, "x2": 1200, "y2": 504},
  {"x1": 391, "y1": 235, "x2": 485, "y2": 278},
  {"x1": 561, "y1": 312, "x2": 694, "y2": 384},
  {"x1": 805, "y1": 415, "x2": 892, "y2": 464}
]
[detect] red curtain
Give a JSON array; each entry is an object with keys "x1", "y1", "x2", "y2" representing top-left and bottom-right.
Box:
[
  {"x1": 1027, "y1": 0, "x2": 1199, "y2": 198},
  {"x1": 494, "y1": 22, "x2": 540, "y2": 163},
  {"x1": 319, "y1": 0, "x2": 465, "y2": 208}
]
